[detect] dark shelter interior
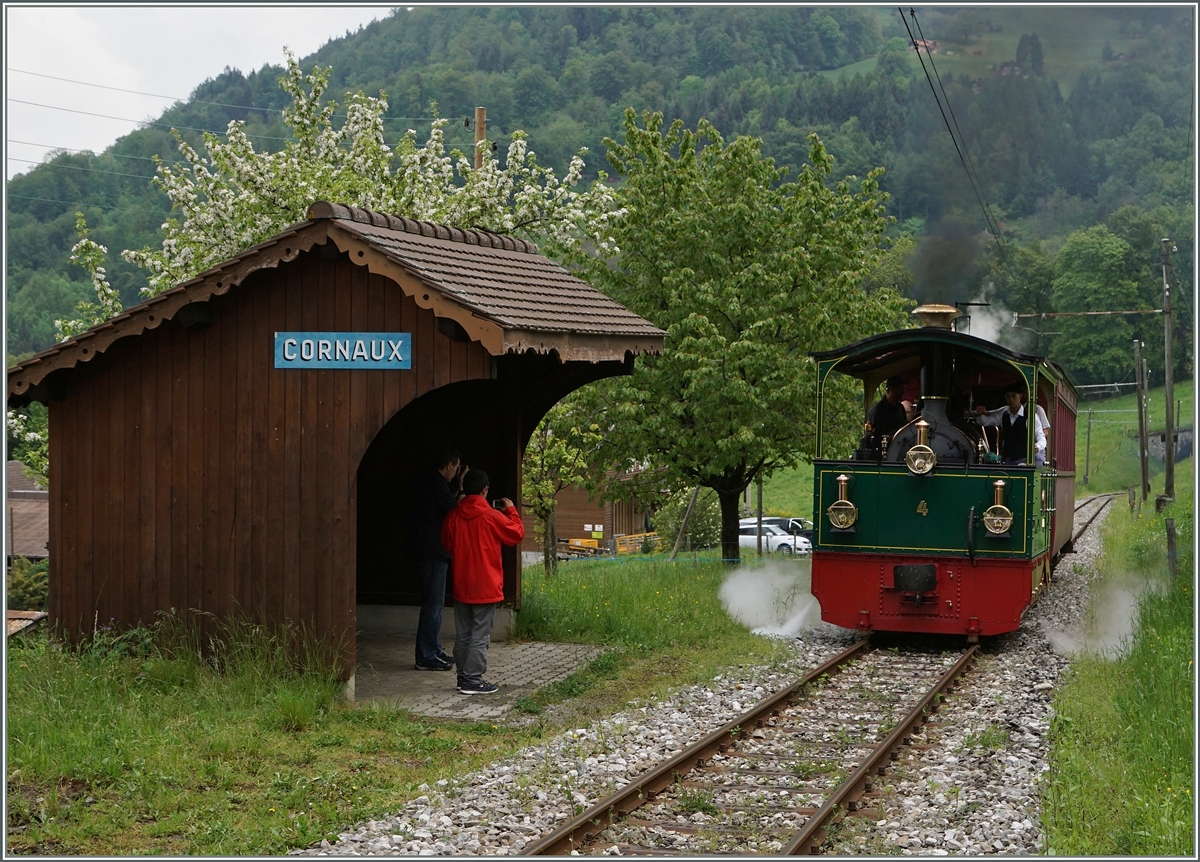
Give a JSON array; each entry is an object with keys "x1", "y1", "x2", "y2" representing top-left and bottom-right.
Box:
[{"x1": 356, "y1": 353, "x2": 631, "y2": 610}]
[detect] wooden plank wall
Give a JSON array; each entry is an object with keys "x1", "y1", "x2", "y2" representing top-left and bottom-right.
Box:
[
  {"x1": 518, "y1": 487, "x2": 650, "y2": 553},
  {"x1": 47, "y1": 249, "x2": 491, "y2": 664}
]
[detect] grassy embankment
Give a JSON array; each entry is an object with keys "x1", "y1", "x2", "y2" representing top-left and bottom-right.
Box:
[
  {"x1": 1043, "y1": 455, "x2": 1193, "y2": 854},
  {"x1": 6, "y1": 558, "x2": 788, "y2": 855},
  {"x1": 1072, "y1": 379, "x2": 1193, "y2": 496}
]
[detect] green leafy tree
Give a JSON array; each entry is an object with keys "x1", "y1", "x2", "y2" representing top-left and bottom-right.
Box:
[
  {"x1": 520, "y1": 401, "x2": 605, "y2": 575},
  {"x1": 1016, "y1": 33, "x2": 1045, "y2": 75},
  {"x1": 653, "y1": 487, "x2": 722, "y2": 552},
  {"x1": 7, "y1": 557, "x2": 49, "y2": 612},
  {"x1": 1050, "y1": 225, "x2": 1144, "y2": 384},
  {"x1": 575, "y1": 110, "x2": 910, "y2": 562}
]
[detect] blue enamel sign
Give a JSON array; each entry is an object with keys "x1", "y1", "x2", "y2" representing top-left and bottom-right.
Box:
[{"x1": 274, "y1": 332, "x2": 411, "y2": 369}]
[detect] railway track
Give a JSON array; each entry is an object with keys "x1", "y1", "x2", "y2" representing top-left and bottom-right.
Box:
[
  {"x1": 1071, "y1": 492, "x2": 1118, "y2": 545},
  {"x1": 524, "y1": 642, "x2": 978, "y2": 856}
]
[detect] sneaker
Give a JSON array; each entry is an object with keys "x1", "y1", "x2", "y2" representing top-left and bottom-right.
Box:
[
  {"x1": 415, "y1": 656, "x2": 454, "y2": 671},
  {"x1": 436, "y1": 652, "x2": 455, "y2": 666},
  {"x1": 457, "y1": 679, "x2": 499, "y2": 695}
]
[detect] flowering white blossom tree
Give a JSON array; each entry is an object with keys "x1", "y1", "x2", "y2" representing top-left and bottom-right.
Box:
[
  {"x1": 56, "y1": 213, "x2": 123, "y2": 341},
  {"x1": 121, "y1": 48, "x2": 619, "y2": 296},
  {"x1": 5, "y1": 406, "x2": 48, "y2": 489},
  {"x1": 27, "y1": 49, "x2": 619, "y2": 487}
]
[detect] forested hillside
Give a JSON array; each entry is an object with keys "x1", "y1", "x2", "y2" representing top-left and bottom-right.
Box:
[{"x1": 6, "y1": 5, "x2": 1194, "y2": 385}]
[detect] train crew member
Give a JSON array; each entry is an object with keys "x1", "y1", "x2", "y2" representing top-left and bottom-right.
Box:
[
  {"x1": 441, "y1": 469, "x2": 525, "y2": 695},
  {"x1": 408, "y1": 447, "x2": 467, "y2": 671},
  {"x1": 1033, "y1": 402, "x2": 1051, "y2": 466},
  {"x1": 867, "y1": 376, "x2": 909, "y2": 443},
  {"x1": 976, "y1": 387, "x2": 1047, "y2": 465}
]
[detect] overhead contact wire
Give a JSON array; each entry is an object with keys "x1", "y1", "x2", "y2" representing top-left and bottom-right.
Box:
[
  {"x1": 909, "y1": 10, "x2": 1018, "y2": 278},
  {"x1": 898, "y1": 8, "x2": 1018, "y2": 283}
]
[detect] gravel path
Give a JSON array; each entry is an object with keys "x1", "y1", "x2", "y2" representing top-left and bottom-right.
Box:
[{"x1": 293, "y1": 501, "x2": 1109, "y2": 857}]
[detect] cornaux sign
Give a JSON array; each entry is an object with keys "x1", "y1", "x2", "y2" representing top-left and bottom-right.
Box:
[{"x1": 273, "y1": 332, "x2": 412, "y2": 369}]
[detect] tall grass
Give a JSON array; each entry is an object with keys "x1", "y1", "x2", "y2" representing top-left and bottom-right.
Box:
[
  {"x1": 515, "y1": 555, "x2": 764, "y2": 649},
  {"x1": 1043, "y1": 462, "x2": 1194, "y2": 855},
  {"x1": 6, "y1": 610, "x2": 349, "y2": 853},
  {"x1": 8, "y1": 564, "x2": 786, "y2": 853}
]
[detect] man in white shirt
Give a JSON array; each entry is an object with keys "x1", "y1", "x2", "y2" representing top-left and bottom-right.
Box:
[{"x1": 976, "y1": 387, "x2": 1047, "y2": 465}]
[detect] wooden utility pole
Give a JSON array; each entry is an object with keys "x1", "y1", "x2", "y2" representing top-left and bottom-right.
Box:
[
  {"x1": 1133, "y1": 339, "x2": 1151, "y2": 501},
  {"x1": 473, "y1": 106, "x2": 487, "y2": 170},
  {"x1": 756, "y1": 476, "x2": 763, "y2": 557},
  {"x1": 1160, "y1": 238, "x2": 1175, "y2": 502},
  {"x1": 670, "y1": 487, "x2": 700, "y2": 560},
  {"x1": 1083, "y1": 408, "x2": 1093, "y2": 485}
]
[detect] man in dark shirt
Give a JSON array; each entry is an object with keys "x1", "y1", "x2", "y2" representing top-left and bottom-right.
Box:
[
  {"x1": 407, "y1": 447, "x2": 466, "y2": 671},
  {"x1": 867, "y1": 377, "x2": 909, "y2": 445}
]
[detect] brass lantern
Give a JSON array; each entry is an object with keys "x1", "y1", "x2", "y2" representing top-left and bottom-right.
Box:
[
  {"x1": 983, "y1": 479, "x2": 1014, "y2": 535},
  {"x1": 827, "y1": 474, "x2": 858, "y2": 529},
  {"x1": 905, "y1": 419, "x2": 937, "y2": 475}
]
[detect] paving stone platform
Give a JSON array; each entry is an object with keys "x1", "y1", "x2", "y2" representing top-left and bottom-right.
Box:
[{"x1": 354, "y1": 634, "x2": 603, "y2": 721}]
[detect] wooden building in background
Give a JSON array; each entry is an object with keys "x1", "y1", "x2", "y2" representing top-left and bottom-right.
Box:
[
  {"x1": 518, "y1": 482, "x2": 656, "y2": 556},
  {"x1": 6, "y1": 202, "x2": 663, "y2": 683}
]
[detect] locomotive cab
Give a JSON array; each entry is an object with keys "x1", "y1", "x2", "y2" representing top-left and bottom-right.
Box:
[{"x1": 809, "y1": 305, "x2": 1077, "y2": 638}]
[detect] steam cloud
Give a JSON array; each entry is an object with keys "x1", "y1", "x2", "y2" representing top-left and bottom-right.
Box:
[{"x1": 719, "y1": 561, "x2": 833, "y2": 637}]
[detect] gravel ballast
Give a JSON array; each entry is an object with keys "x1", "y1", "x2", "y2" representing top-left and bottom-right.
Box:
[{"x1": 293, "y1": 501, "x2": 1111, "y2": 857}]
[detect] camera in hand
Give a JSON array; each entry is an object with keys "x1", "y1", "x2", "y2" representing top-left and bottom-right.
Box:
[{"x1": 492, "y1": 498, "x2": 506, "y2": 509}]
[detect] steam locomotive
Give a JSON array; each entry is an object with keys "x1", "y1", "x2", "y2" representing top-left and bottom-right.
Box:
[{"x1": 809, "y1": 304, "x2": 1077, "y2": 639}]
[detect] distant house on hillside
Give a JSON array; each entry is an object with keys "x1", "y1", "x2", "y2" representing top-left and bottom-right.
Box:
[
  {"x1": 911, "y1": 38, "x2": 938, "y2": 54},
  {"x1": 5, "y1": 461, "x2": 48, "y2": 562}
]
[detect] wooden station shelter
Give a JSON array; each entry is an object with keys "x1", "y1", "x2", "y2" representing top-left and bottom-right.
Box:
[{"x1": 6, "y1": 201, "x2": 664, "y2": 682}]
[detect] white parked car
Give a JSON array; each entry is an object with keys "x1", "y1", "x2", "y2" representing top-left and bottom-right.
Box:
[
  {"x1": 740, "y1": 516, "x2": 814, "y2": 544},
  {"x1": 738, "y1": 523, "x2": 812, "y2": 555}
]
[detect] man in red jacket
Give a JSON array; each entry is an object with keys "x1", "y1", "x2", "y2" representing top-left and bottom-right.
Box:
[{"x1": 440, "y1": 468, "x2": 525, "y2": 695}]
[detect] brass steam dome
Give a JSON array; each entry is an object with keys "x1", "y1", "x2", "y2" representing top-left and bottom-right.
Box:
[{"x1": 912, "y1": 304, "x2": 962, "y2": 329}]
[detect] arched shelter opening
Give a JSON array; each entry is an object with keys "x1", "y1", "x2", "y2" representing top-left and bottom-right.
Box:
[{"x1": 356, "y1": 349, "x2": 632, "y2": 639}]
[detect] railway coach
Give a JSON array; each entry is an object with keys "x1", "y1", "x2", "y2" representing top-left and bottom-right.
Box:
[{"x1": 809, "y1": 304, "x2": 1077, "y2": 639}]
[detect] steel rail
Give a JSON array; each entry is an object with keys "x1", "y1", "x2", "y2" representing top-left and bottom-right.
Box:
[
  {"x1": 1074, "y1": 492, "x2": 1121, "y2": 513},
  {"x1": 781, "y1": 645, "x2": 980, "y2": 855},
  {"x1": 522, "y1": 639, "x2": 871, "y2": 856},
  {"x1": 1072, "y1": 494, "x2": 1115, "y2": 544}
]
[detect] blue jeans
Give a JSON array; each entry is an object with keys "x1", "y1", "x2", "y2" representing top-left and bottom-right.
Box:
[{"x1": 415, "y1": 559, "x2": 449, "y2": 664}]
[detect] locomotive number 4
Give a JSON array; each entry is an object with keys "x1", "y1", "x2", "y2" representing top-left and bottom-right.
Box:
[{"x1": 916, "y1": 500, "x2": 929, "y2": 516}]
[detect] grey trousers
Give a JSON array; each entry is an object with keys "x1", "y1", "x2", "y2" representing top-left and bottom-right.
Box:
[{"x1": 453, "y1": 602, "x2": 497, "y2": 685}]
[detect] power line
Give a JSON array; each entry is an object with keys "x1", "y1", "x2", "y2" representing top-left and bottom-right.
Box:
[
  {"x1": 7, "y1": 139, "x2": 188, "y2": 165},
  {"x1": 7, "y1": 97, "x2": 293, "y2": 140},
  {"x1": 7, "y1": 193, "x2": 176, "y2": 216},
  {"x1": 7, "y1": 156, "x2": 158, "y2": 181},
  {"x1": 7, "y1": 67, "x2": 460, "y2": 125},
  {"x1": 898, "y1": 8, "x2": 1022, "y2": 290},
  {"x1": 7, "y1": 67, "x2": 285, "y2": 112},
  {"x1": 908, "y1": 10, "x2": 1017, "y2": 277}
]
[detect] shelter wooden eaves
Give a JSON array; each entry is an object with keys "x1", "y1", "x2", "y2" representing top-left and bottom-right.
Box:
[{"x1": 7, "y1": 200, "x2": 664, "y2": 405}]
